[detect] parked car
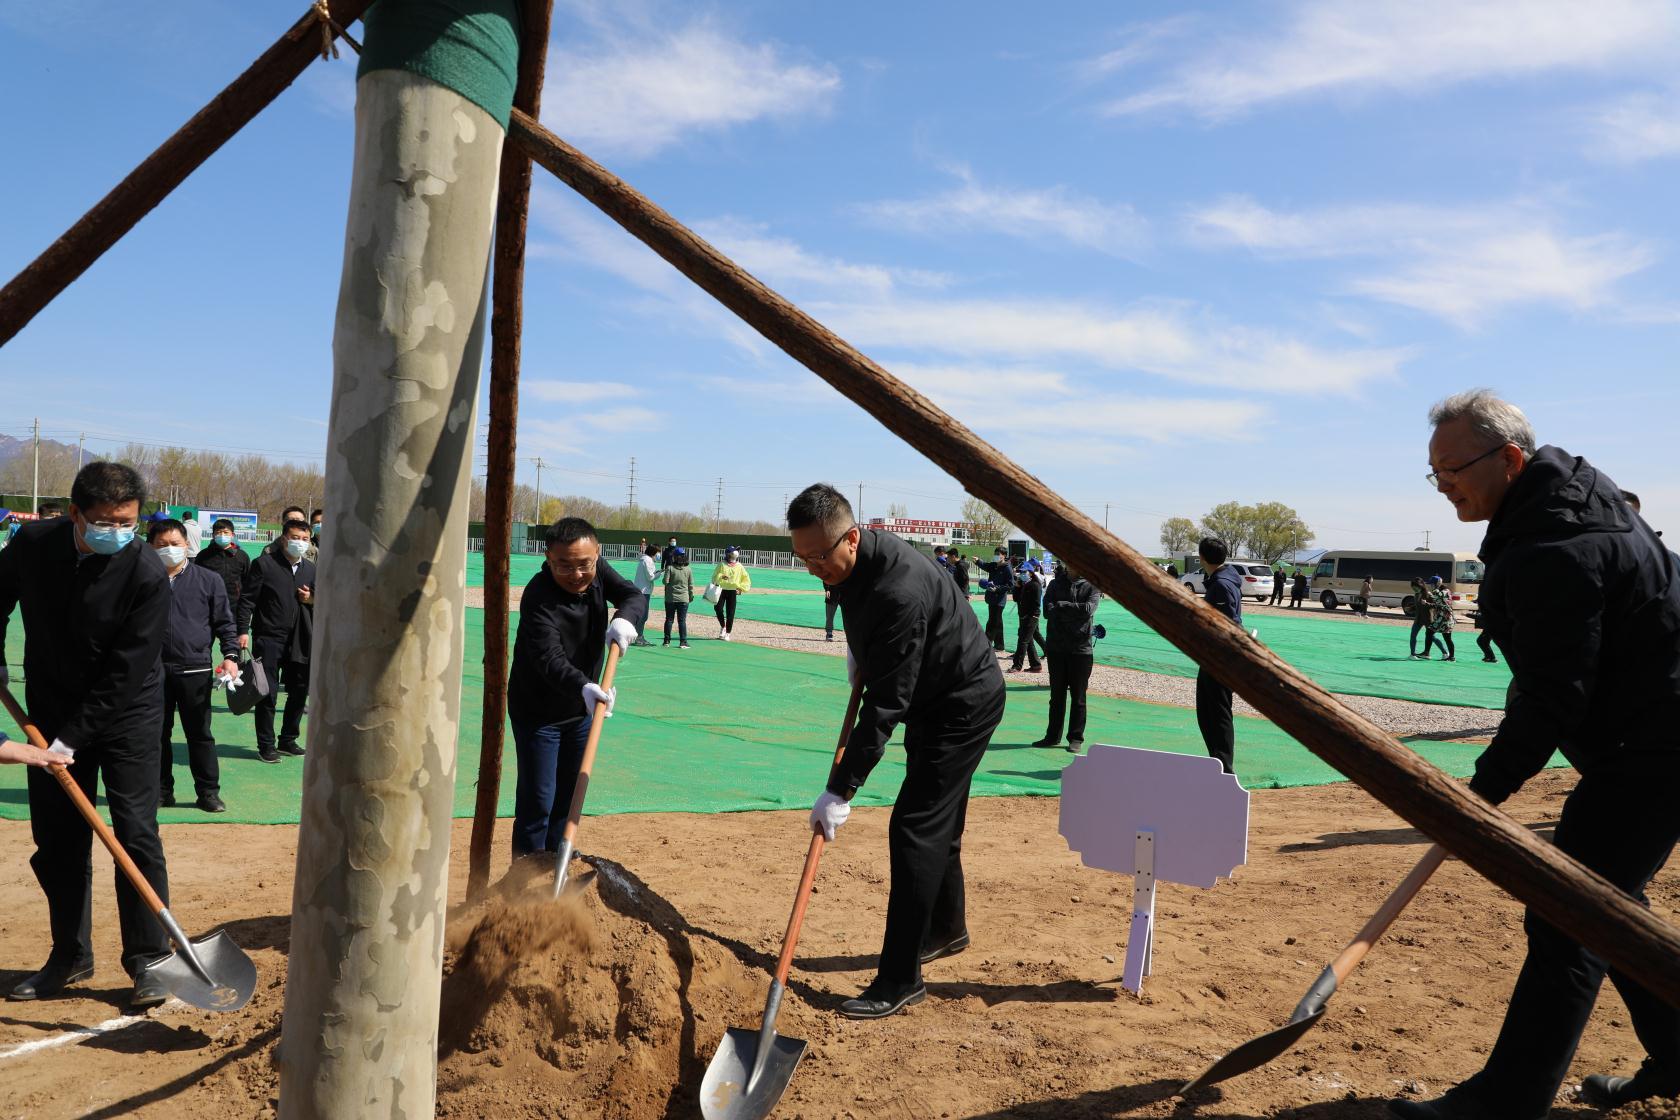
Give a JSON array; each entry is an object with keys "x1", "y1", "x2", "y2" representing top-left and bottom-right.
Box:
[{"x1": 1181, "y1": 560, "x2": 1277, "y2": 603}]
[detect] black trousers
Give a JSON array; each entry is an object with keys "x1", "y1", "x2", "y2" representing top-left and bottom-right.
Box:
[
  {"x1": 27, "y1": 723, "x2": 170, "y2": 977},
  {"x1": 160, "y1": 668, "x2": 219, "y2": 799},
  {"x1": 1477, "y1": 630, "x2": 1497, "y2": 661},
  {"x1": 1460, "y1": 761, "x2": 1680, "y2": 1116},
  {"x1": 878, "y1": 685, "x2": 1005, "y2": 988},
  {"x1": 1044, "y1": 652, "x2": 1093, "y2": 745},
  {"x1": 1012, "y1": 612, "x2": 1043, "y2": 669},
  {"x1": 1195, "y1": 668, "x2": 1234, "y2": 774},
  {"x1": 1270, "y1": 583, "x2": 1285, "y2": 605},
  {"x1": 714, "y1": 588, "x2": 738, "y2": 632},
  {"x1": 254, "y1": 650, "x2": 310, "y2": 750},
  {"x1": 824, "y1": 598, "x2": 838, "y2": 638},
  {"x1": 984, "y1": 602, "x2": 1006, "y2": 650}
]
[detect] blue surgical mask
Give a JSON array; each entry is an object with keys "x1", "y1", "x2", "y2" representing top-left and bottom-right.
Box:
[
  {"x1": 156, "y1": 545, "x2": 186, "y2": 568},
  {"x1": 81, "y1": 521, "x2": 134, "y2": 555},
  {"x1": 284, "y1": 539, "x2": 309, "y2": 560},
  {"x1": 214, "y1": 533, "x2": 234, "y2": 547}
]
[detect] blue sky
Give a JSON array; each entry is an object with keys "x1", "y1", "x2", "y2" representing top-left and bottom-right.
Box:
[{"x1": 3, "y1": 0, "x2": 1678, "y2": 553}]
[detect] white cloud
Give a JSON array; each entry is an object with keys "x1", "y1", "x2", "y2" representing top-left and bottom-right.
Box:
[
  {"x1": 1187, "y1": 195, "x2": 1656, "y2": 327},
  {"x1": 1586, "y1": 89, "x2": 1680, "y2": 162},
  {"x1": 1103, "y1": 0, "x2": 1677, "y2": 119},
  {"x1": 544, "y1": 20, "x2": 840, "y2": 159},
  {"x1": 692, "y1": 218, "x2": 951, "y2": 299},
  {"x1": 524, "y1": 380, "x2": 642, "y2": 404},
  {"x1": 812, "y1": 298, "x2": 1407, "y2": 395},
  {"x1": 859, "y1": 168, "x2": 1149, "y2": 256}
]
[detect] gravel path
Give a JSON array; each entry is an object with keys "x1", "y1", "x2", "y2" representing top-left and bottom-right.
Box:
[{"x1": 464, "y1": 585, "x2": 1501, "y2": 741}]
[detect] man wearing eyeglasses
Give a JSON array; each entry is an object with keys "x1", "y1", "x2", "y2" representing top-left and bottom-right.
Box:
[
  {"x1": 506, "y1": 516, "x2": 648, "y2": 866},
  {"x1": 0, "y1": 461, "x2": 175, "y2": 1010},
  {"x1": 1390, "y1": 391, "x2": 1680, "y2": 1119},
  {"x1": 788, "y1": 483, "x2": 1005, "y2": 1020}
]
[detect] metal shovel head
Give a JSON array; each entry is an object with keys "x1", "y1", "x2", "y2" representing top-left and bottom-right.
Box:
[
  {"x1": 1177, "y1": 1006, "x2": 1325, "y2": 1096},
  {"x1": 700, "y1": 1026, "x2": 808, "y2": 1120},
  {"x1": 149, "y1": 931, "x2": 257, "y2": 1012}
]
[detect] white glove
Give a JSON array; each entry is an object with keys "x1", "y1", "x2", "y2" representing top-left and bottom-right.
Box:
[
  {"x1": 582, "y1": 681, "x2": 617, "y2": 717},
  {"x1": 810, "y1": 790, "x2": 851, "y2": 840},
  {"x1": 607, "y1": 617, "x2": 638, "y2": 654},
  {"x1": 214, "y1": 666, "x2": 244, "y2": 692},
  {"x1": 845, "y1": 647, "x2": 859, "y2": 688},
  {"x1": 48, "y1": 738, "x2": 76, "y2": 762}
]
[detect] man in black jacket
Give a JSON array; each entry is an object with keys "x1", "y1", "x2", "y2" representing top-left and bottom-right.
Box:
[
  {"x1": 238, "y1": 519, "x2": 315, "y2": 763},
  {"x1": 975, "y1": 547, "x2": 1011, "y2": 651},
  {"x1": 1197, "y1": 536, "x2": 1244, "y2": 775},
  {"x1": 1391, "y1": 391, "x2": 1680, "y2": 1120},
  {"x1": 149, "y1": 519, "x2": 240, "y2": 812},
  {"x1": 790, "y1": 484, "x2": 1005, "y2": 1020},
  {"x1": 0, "y1": 461, "x2": 174, "y2": 1008},
  {"x1": 949, "y1": 549, "x2": 971, "y2": 598},
  {"x1": 507, "y1": 517, "x2": 647, "y2": 862},
  {"x1": 1009, "y1": 558, "x2": 1044, "y2": 673},
  {"x1": 193, "y1": 517, "x2": 250, "y2": 604},
  {"x1": 1035, "y1": 563, "x2": 1100, "y2": 752}
]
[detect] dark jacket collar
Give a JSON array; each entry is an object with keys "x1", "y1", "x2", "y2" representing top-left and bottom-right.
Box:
[{"x1": 1481, "y1": 445, "x2": 1632, "y2": 563}]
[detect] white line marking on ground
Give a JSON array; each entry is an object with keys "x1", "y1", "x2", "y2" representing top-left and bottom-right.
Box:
[{"x1": 0, "y1": 1001, "x2": 178, "y2": 1061}]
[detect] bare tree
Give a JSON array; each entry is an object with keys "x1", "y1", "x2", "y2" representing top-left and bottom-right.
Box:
[
  {"x1": 960, "y1": 496, "x2": 1010, "y2": 550},
  {"x1": 1159, "y1": 516, "x2": 1198, "y2": 557}
]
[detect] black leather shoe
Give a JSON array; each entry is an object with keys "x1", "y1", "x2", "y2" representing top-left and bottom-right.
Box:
[
  {"x1": 838, "y1": 982, "x2": 926, "y2": 1020},
  {"x1": 258, "y1": 747, "x2": 280, "y2": 764},
  {"x1": 1031, "y1": 738, "x2": 1059, "y2": 749},
  {"x1": 1581, "y1": 1065, "x2": 1680, "y2": 1108},
  {"x1": 277, "y1": 741, "x2": 305, "y2": 757},
  {"x1": 129, "y1": 970, "x2": 169, "y2": 1011},
  {"x1": 1389, "y1": 1089, "x2": 1533, "y2": 1120},
  {"x1": 8, "y1": 960, "x2": 94, "y2": 1001},
  {"x1": 919, "y1": 931, "x2": 970, "y2": 964},
  {"x1": 160, "y1": 791, "x2": 177, "y2": 808},
  {"x1": 197, "y1": 794, "x2": 227, "y2": 814}
]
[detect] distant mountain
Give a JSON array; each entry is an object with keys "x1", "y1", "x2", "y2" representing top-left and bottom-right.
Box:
[{"x1": 0, "y1": 432, "x2": 76, "y2": 467}]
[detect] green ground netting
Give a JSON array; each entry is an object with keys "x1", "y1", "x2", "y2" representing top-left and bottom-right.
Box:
[
  {"x1": 722, "y1": 589, "x2": 1512, "y2": 710},
  {"x1": 462, "y1": 552, "x2": 825, "y2": 592},
  {"x1": 1, "y1": 609, "x2": 1551, "y2": 827}
]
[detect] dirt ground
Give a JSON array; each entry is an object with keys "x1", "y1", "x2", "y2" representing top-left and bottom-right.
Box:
[{"x1": 1, "y1": 768, "x2": 1675, "y2": 1119}]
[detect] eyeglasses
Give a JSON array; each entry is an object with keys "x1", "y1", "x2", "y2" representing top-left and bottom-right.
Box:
[
  {"x1": 85, "y1": 518, "x2": 138, "y2": 531},
  {"x1": 792, "y1": 525, "x2": 857, "y2": 566},
  {"x1": 1425, "y1": 444, "x2": 1507, "y2": 489},
  {"x1": 549, "y1": 557, "x2": 598, "y2": 576}
]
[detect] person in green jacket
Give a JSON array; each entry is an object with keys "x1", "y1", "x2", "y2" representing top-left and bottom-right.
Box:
[
  {"x1": 662, "y1": 548, "x2": 693, "y2": 648},
  {"x1": 709, "y1": 546, "x2": 752, "y2": 640}
]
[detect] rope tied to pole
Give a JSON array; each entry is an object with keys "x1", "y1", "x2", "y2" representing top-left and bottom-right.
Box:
[{"x1": 310, "y1": 0, "x2": 362, "y2": 59}]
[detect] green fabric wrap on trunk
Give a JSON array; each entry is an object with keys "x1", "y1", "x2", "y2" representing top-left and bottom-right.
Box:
[{"x1": 357, "y1": 0, "x2": 522, "y2": 129}]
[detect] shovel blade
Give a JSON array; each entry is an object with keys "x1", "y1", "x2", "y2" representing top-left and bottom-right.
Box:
[
  {"x1": 700, "y1": 1026, "x2": 807, "y2": 1120},
  {"x1": 148, "y1": 930, "x2": 257, "y2": 1012},
  {"x1": 1177, "y1": 1007, "x2": 1325, "y2": 1096}
]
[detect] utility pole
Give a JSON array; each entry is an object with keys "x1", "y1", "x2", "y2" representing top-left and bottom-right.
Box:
[
  {"x1": 857, "y1": 482, "x2": 863, "y2": 523},
  {"x1": 31, "y1": 417, "x2": 40, "y2": 515},
  {"x1": 715, "y1": 477, "x2": 724, "y2": 532},
  {"x1": 626, "y1": 456, "x2": 636, "y2": 515},
  {"x1": 1104, "y1": 503, "x2": 1110, "y2": 531},
  {"x1": 77, "y1": 432, "x2": 85, "y2": 471},
  {"x1": 1423, "y1": 529, "x2": 1431, "y2": 550},
  {"x1": 531, "y1": 456, "x2": 545, "y2": 524}
]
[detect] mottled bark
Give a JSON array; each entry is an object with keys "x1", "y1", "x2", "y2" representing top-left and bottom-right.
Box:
[{"x1": 277, "y1": 71, "x2": 503, "y2": 1119}]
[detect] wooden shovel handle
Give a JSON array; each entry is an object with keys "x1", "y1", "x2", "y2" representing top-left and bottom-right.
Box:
[
  {"x1": 772, "y1": 679, "x2": 865, "y2": 986},
  {"x1": 557, "y1": 642, "x2": 622, "y2": 848},
  {"x1": 0, "y1": 684, "x2": 170, "y2": 917},
  {"x1": 1328, "y1": 844, "x2": 1448, "y2": 983}
]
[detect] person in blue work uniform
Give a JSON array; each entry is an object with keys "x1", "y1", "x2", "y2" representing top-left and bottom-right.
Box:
[{"x1": 1195, "y1": 536, "x2": 1243, "y2": 775}]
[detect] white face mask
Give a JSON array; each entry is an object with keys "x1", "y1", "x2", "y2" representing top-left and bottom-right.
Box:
[
  {"x1": 156, "y1": 545, "x2": 187, "y2": 568},
  {"x1": 284, "y1": 539, "x2": 309, "y2": 560}
]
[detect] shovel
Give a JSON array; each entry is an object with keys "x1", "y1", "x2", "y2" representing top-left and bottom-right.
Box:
[
  {"x1": 700, "y1": 680, "x2": 865, "y2": 1120},
  {"x1": 1178, "y1": 844, "x2": 1446, "y2": 1095},
  {"x1": 0, "y1": 684, "x2": 257, "y2": 1012},
  {"x1": 550, "y1": 642, "x2": 623, "y2": 899}
]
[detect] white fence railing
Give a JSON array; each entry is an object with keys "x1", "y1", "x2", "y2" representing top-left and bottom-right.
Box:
[{"x1": 467, "y1": 539, "x2": 805, "y2": 569}]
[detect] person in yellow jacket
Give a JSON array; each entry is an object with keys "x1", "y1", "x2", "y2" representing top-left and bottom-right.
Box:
[{"x1": 709, "y1": 546, "x2": 752, "y2": 641}]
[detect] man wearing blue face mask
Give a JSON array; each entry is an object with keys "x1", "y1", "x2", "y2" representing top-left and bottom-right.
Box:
[
  {"x1": 0, "y1": 461, "x2": 175, "y2": 1009},
  {"x1": 193, "y1": 517, "x2": 250, "y2": 605},
  {"x1": 149, "y1": 519, "x2": 239, "y2": 813},
  {"x1": 237, "y1": 519, "x2": 316, "y2": 763}
]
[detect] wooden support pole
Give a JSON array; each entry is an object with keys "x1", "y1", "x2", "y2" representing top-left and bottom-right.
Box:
[
  {"x1": 0, "y1": 0, "x2": 372, "y2": 347},
  {"x1": 468, "y1": 0, "x2": 554, "y2": 902},
  {"x1": 507, "y1": 110, "x2": 1680, "y2": 1007}
]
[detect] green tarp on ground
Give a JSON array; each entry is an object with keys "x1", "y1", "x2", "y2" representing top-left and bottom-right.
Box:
[
  {"x1": 721, "y1": 588, "x2": 1512, "y2": 710},
  {"x1": 1, "y1": 610, "x2": 1549, "y2": 827}
]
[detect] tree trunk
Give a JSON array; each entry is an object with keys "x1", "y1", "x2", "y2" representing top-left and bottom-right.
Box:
[{"x1": 277, "y1": 70, "x2": 504, "y2": 1118}]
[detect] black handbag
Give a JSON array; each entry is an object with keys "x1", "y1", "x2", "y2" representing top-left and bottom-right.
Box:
[{"x1": 224, "y1": 656, "x2": 270, "y2": 716}]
